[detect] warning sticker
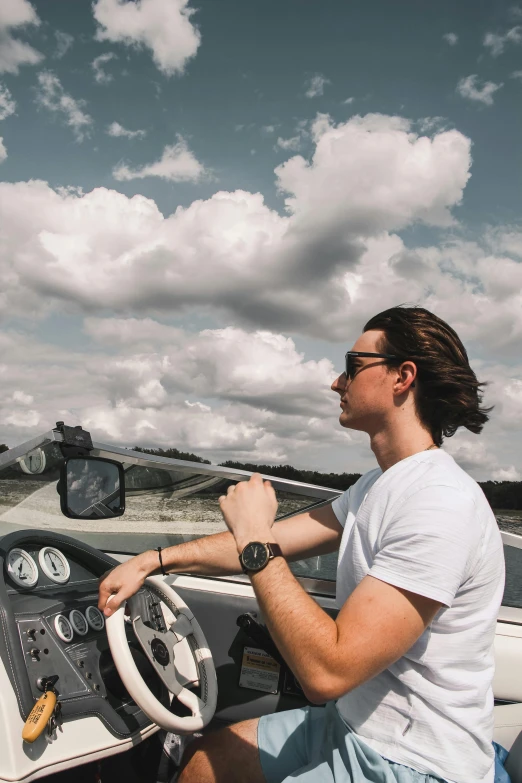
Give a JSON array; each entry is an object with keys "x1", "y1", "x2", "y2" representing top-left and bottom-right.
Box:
[{"x1": 239, "y1": 646, "x2": 280, "y2": 694}]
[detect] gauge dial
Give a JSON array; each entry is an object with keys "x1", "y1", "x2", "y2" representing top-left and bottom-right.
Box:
[
  {"x1": 6, "y1": 548, "x2": 38, "y2": 588},
  {"x1": 39, "y1": 547, "x2": 70, "y2": 584},
  {"x1": 85, "y1": 605, "x2": 105, "y2": 631},
  {"x1": 69, "y1": 609, "x2": 88, "y2": 636},
  {"x1": 54, "y1": 614, "x2": 74, "y2": 643},
  {"x1": 18, "y1": 448, "x2": 46, "y2": 475}
]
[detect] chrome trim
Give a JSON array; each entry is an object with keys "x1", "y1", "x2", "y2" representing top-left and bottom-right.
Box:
[
  {"x1": 0, "y1": 430, "x2": 58, "y2": 471},
  {"x1": 88, "y1": 441, "x2": 342, "y2": 501}
]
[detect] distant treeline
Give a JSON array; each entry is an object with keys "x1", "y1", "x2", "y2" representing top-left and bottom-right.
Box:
[
  {"x1": 133, "y1": 447, "x2": 360, "y2": 492},
  {"x1": 478, "y1": 482, "x2": 522, "y2": 512},
  {"x1": 134, "y1": 446, "x2": 211, "y2": 464},
  {"x1": 221, "y1": 461, "x2": 361, "y2": 492},
  {"x1": 134, "y1": 445, "x2": 522, "y2": 510}
]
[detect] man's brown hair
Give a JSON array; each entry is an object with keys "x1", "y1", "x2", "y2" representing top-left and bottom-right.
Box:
[{"x1": 363, "y1": 305, "x2": 493, "y2": 447}]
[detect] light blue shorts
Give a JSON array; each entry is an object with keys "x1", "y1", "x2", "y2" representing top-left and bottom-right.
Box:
[{"x1": 257, "y1": 701, "x2": 445, "y2": 783}]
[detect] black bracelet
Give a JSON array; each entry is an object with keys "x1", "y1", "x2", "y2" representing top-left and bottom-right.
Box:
[{"x1": 157, "y1": 546, "x2": 167, "y2": 576}]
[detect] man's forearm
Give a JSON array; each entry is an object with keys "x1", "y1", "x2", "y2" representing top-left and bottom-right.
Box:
[
  {"x1": 250, "y1": 557, "x2": 339, "y2": 703},
  {"x1": 145, "y1": 530, "x2": 243, "y2": 577},
  {"x1": 146, "y1": 505, "x2": 340, "y2": 578}
]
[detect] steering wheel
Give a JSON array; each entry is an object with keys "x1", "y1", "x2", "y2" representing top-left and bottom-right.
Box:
[{"x1": 105, "y1": 575, "x2": 218, "y2": 734}]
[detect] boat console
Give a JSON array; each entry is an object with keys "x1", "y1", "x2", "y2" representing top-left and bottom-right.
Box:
[{"x1": 0, "y1": 529, "x2": 167, "y2": 740}]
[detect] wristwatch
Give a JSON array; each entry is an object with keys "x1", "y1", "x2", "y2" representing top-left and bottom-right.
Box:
[{"x1": 239, "y1": 541, "x2": 283, "y2": 574}]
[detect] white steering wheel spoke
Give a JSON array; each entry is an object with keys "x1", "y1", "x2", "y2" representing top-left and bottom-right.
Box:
[
  {"x1": 177, "y1": 686, "x2": 206, "y2": 716},
  {"x1": 169, "y1": 613, "x2": 193, "y2": 642},
  {"x1": 106, "y1": 575, "x2": 218, "y2": 733}
]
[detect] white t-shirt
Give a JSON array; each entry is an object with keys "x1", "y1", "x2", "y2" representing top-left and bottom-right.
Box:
[{"x1": 331, "y1": 448, "x2": 505, "y2": 783}]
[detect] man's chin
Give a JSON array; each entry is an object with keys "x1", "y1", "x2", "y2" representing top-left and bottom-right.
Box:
[
  {"x1": 339, "y1": 411, "x2": 363, "y2": 432},
  {"x1": 339, "y1": 411, "x2": 352, "y2": 427}
]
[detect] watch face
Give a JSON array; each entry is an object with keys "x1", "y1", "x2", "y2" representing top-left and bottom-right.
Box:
[{"x1": 242, "y1": 542, "x2": 269, "y2": 571}]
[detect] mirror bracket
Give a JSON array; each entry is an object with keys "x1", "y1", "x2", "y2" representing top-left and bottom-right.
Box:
[{"x1": 55, "y1": 422, "x2": 94, "y2": 458}]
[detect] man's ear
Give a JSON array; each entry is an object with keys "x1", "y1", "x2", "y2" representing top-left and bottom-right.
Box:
[{"x1": 397, "y1": 360, "x2": 416, "y2": 391}]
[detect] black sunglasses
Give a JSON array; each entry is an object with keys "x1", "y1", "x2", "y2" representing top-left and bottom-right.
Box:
[{"x1": 344, "y1": 351, "x2": 399, "y2": 381}]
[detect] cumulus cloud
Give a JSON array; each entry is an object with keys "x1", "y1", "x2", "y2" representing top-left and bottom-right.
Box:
[
  {"x1": 35, "y1": 71, "x2": 93, "y2": 141},
  {"x1": 0, "y1": 113, "x2": 473, "y2": 340},
  {"x1": 276, "y1": 135, "x2": 301, "y2": 151},
  {"x1": 483, "y1": 26, "x2": 522, "y2": 56},
  {"x1": 92, "y1": 0, "x2": 201, "y2": 76},
  {"x1": 0, "y1": 0, "x2": 43, "y2": 74},
  {"x1": 113, "y1": 135, "x2": 208, "y2": 181},
  {"x1": 84, "y1": 320, "x2": 337, "y2": 416},
  {"x1": 0, "y1": 137, "x2": 6, "y2": 162},
  {"x1": 0, "y1": 325, "x2": 350, "y2": 469},
  {"x1": 493, "y1": 466, "x2": 522, "y2": 481},
  {"x1": 92, "y1": 51, "x2": 117, "y2": 83},
  {"x1": 106, "y1": 120, "x2": 146, "y2": 139},
  {"x1": 275, "y1": 114, "x2": 471, "y2": 234},
  {"x1": 0, "y1": 82, "x2": 15, "y2": 120},
  {"x1": 443, "y1": 32, "x2": 458, "y2": 45},
  {"x1": 53, "y1": 30, "x2": 74, "y2": 59},
  {"x1": 456, "y1": 74, "x2": 503, "y2": 105},
  {"x1": 305, "y1": 73, "x2": 330, "y2": 98},
  {"x1": 0, "y1": 317, "x2": 519, "y2": 478}
]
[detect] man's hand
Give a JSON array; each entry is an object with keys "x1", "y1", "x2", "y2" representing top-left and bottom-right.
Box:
[
  {"x1": 98, "y1": 550, "x2": 157, "y2": 617},
  {"x1": 219, "y1": 473, "x2": 278, "y2": 552}
]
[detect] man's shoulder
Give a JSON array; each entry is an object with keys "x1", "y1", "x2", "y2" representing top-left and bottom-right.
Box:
[
  {"x1": 352, "y1": 466, "x2": 382, "y2": 497},
  {"x1": 367, "y1": 450, "x2": 494, "y2": 524},
  {"x1": 386, "y1": 452, "x2": 496, "y2": 530}
]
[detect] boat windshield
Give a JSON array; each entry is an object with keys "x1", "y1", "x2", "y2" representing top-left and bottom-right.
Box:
[{"x1": 0, "y1": 440, "x2": 339, "y2": 583}]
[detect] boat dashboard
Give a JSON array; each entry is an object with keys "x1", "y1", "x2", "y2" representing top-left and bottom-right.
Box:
[{"x1": 0, "y1": 529, "x2": 168, "y2": 749}]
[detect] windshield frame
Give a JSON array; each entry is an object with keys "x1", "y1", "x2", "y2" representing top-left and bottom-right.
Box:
[{"x1": 0, "y1": 428, "x2": 342, "y2": 502}]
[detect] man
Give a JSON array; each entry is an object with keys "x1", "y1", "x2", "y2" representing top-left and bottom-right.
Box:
[{"x1": 99, "y1": 305, "x2": 505, "y2": 783}]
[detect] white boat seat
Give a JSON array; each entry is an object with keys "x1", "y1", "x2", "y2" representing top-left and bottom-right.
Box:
[{"x1": 495, "y1": 704, "x2": 522, "y2": 783}]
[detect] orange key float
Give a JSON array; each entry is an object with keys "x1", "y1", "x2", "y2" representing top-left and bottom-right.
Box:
[{"x1": 22, "y1": 690, "x2": 57, "y2": 743}]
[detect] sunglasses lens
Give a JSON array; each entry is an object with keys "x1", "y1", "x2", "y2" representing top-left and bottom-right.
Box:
[{"x1": 345, "y1": 355, "x2": 353, "y2": 380}]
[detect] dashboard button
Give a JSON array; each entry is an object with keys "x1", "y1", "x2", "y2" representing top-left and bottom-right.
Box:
[
  {"x1": 69, "y1": 610, "x2": 88, "y2": 636},
  {"x1": 85, "y1": 606, "x2": 105, "y2": 631},
  {"x1": 54, "y1": 614, "x2": 73, "y2": 643}
]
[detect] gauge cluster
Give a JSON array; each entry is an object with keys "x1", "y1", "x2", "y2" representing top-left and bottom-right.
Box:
[
  {"x1": 6, "y1": 546, "x2": 71, "y2": 589},
  {"x1": 54, "y1": 606, "x2": 104, "y2": 642}
]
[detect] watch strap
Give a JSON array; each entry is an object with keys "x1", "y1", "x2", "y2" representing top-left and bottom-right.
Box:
[{"x1": 266, "y1": 542, "x2": 283, "y2": 561}]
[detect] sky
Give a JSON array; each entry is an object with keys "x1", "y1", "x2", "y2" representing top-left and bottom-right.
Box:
[{"x1": 0, "y1": 0, "x2": 521, "y2": 481}]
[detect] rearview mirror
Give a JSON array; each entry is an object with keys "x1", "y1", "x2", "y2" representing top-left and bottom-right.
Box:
[{"x1": 59, "y1": 457, "x2": 125, "y2": 519}]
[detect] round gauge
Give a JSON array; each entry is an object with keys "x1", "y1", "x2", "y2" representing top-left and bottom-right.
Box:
[
  {"x1": 39, "y1": 547, "x2": 70, "y2": 584},
  {"x1": 85, "y1": 606, "x2": 105, "y2": 631},
  {"x1": 54, "y1": 614, "x2": 74, "y2": 643},
  {"x1": 18, "y1": 448, "x2": 46, "y2": 475},
  {"x1": 6, "y1": 548, "x2": 38, "y2": 588},
  {"x1": 69, "y1": 609, "x2": 88, "y2": 636}
]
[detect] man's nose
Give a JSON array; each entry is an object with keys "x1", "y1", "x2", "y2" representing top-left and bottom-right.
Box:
[{"x1": 331, "y1": 373, "x2": 348, "y2": 393}]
